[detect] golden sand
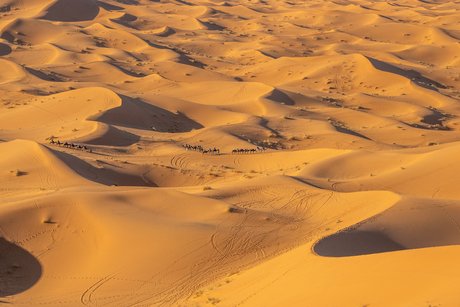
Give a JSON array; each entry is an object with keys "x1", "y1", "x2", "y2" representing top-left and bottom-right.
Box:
[{"x1": 1, "y1": 0, "x2": 460, "y2": 306}]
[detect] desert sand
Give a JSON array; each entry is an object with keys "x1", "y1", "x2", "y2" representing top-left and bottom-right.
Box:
[{"x1": 1, "y1": 0, "x2": 460, "y2": 306}]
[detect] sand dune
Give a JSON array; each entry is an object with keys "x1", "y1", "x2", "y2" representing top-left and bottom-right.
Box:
[
  {"x1": 2, "y1": 0, "x2": 460, "y2": 306},
  {"x1": 297, "y1": 143, "x2": 460, "y2": 199},
  {"x1": 314, "y1": 196, "x2": 460, "y2": 257},
  {"x1": 0, "y1": 140, "x2": 93, "y2": 196}
]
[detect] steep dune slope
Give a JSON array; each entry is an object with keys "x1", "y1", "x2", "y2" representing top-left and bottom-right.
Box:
[{"x1": 0, "y1": 140, "x2": 94, "y2": 196}]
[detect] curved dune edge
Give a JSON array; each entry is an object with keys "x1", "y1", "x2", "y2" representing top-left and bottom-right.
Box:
[
  {"x1": 0, "y1": 139, "x2": 95, "y2": 192},
  {"x1": 0, "y1": 58, "x2": 27, "y2": 83},
  {"x1": 0, "y1": 87, "x2": 124, "y2": 144},
  {"x1": 313, "y1": 196, "x2": 460, "y2": 257},
  {"x1": 297, "y1": 143, "x2": 460, "y2": 200}
]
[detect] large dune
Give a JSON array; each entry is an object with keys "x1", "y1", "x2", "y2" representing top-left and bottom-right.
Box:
[{"x1": 1, "y1": 0, "x2": 460, "y2": 306}]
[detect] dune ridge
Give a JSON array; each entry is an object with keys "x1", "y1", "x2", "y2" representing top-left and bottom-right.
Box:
[{"x1": 1, "y1": 0, "x2": 460, "y2": 306}]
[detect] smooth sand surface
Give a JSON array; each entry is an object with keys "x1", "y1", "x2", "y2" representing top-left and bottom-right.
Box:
[{"x1": 1, "y1": 0, "x2": 460, "y2": 306}]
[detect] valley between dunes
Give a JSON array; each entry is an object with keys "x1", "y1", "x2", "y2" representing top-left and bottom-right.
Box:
[{"x1": 1, "y1": 0, "x2": 460, "y2": 306}]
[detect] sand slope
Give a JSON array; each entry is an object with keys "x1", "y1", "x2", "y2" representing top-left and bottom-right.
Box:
[{"x1": 2, "y1": 0, "x2": 460, "y2": 306}]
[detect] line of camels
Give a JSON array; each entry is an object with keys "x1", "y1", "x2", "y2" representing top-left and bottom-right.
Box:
[
  {"x1": 48, "y1": 139, "x2": 266, "y2": 155},
  {"x1": 49, "y1": 139, "x2": 91, "y2": 152},
  {"x1": 183, "y1": 144, "x2": 266, "y2": 154}
]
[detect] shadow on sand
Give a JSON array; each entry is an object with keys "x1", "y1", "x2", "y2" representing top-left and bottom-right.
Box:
[
  {"x1": 0, "y1": 43, "x2": 12, "y2": 56},
  {"x1": 313, "y1": 230, "x2": 405, "y2": 257},
  {"x1": 0, "y1": 238, "x2": 42, "y2": 297},
  {"x1": 48, "y1": 147, "x2": 157, "y2": 187}
]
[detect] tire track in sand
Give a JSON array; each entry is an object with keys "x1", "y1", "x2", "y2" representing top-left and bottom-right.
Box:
[{"x1": 80, "y1": 270, "x2": 123, "y2": 306}]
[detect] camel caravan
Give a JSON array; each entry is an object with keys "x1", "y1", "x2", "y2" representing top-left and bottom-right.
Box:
[
  {"x1": 232, "y1": 147, "x2": 266, "y2": 154},
  {"x1": 182, "y1": 144, "x2": 220, "y2": 154},
  {"x1": 49, "y1": 139, "x2": 92, "y2": 152},
  {"x1": 182, "y1": 143, "x2": 266, "y2": 155}
]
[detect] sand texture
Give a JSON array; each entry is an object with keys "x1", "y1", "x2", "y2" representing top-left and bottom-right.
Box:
[{"x1": 1, "y1": 0, "x2": 460, "y2": 306}]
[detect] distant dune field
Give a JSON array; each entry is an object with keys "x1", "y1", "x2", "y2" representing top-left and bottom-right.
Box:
[{"x1": 1, "y1": 0, "x2": 460, "y2": 306}]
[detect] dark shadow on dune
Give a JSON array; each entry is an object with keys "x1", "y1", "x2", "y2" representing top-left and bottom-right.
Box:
[
  {"x1": 137, "y1": 38, "x2": 206, "y2": 68},
  {"x1": 49, "y1": 42, "x2": 81, "y2": 53},
  {"x1": 176, "y1": 52, "x2": 206, "y2": 69},
  {"x1": 388, "y1": 2, "x2": 411, "y2": 8},
  {"x1": 335, "y1": 126, "x2": 372, "y2": 140},
  {"x1": 359, "y1": 5, "x2": 374, "y2": 10},
  {"x1": 378, "y1": 15, "x2": 394, "y2": 22},
  {"x1": 265, "y1": 89, "x2": 295, "y2": 105},
  {"x1": 418, "y1": 0, "x2": 436, "y2": 4},
  {"x1": 48, "y1": 147, "x2": 157, "y2": 187},
  {"x1": 398, "y1": 109, "x2": 449, "y2": 130},
  {"x1": 314, "y1": 231, "x2": 406, "y2": 257},
  {"x1": 156, "y1": 27, "x2": 176, "y2": 37},
  {"x1": 258, "y1": 117, "x2": 281, "y2": 138},
  {"x1": 0, "y1": 43, "x2": 11, "y2": 56},
  {"x1": 0, "y1": 5, "x2": 11, "y2": 12},
  {"x1": 0, "y1": 238, "x2": 42, "y2": 297},
  {"x1": 24, "y1": 67, "x2": 55, "y2": 82},
  {"x1": 96, "y1": 1, "x2": 123, "y2": 10},
  {"x1": 175, "y1": 0, "x2": 196, "y2": 6},
  {"x1": 40, "y1": 0, "x2": 100, "y2": 22},
  {"x1": 140, "y1": 38, "x2": 170, "y2": 50},
  {"x1": 95, "y1": 41, "x2": 107, "y2": 48},
  {"x1": 258, "y1": 50, "x2": 278, "y2": 59},
  {"x1": 84, "y1": 124, "x2": 141, "y2": 146},
  {"x1": 442, "y1": 28, "x2": 460, "y2": 40},
  {"x1": 112, "y1": 0, "x2": 139, "y2": 4},
  {"x1": 420, "y1": 109, "x2": 449, "y2": 127},
  {"x1": 90, "y1": 95, "x2": 204, "y2": 132},
  {"x1": 0, "y1": 32, "x2": 15, "y2": 44},
  {"x1": 119, "y1": 13, "x2": 137, "y2": 22},
  {"x1": 365, "y1": 56, "x2": 445, "y2": 90},
  {"x1": 107, "y1": 62, "x2": 145, "y2": 78},
  {"x1": 109, "y1": 19, "x2": 139, "y2": 30},
  {"x1": 201, "y1": 21, "x2": 225, "y2": 31},
  {"x1": 289, "y1": 176, "x2": 328, "y2": 190}
]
